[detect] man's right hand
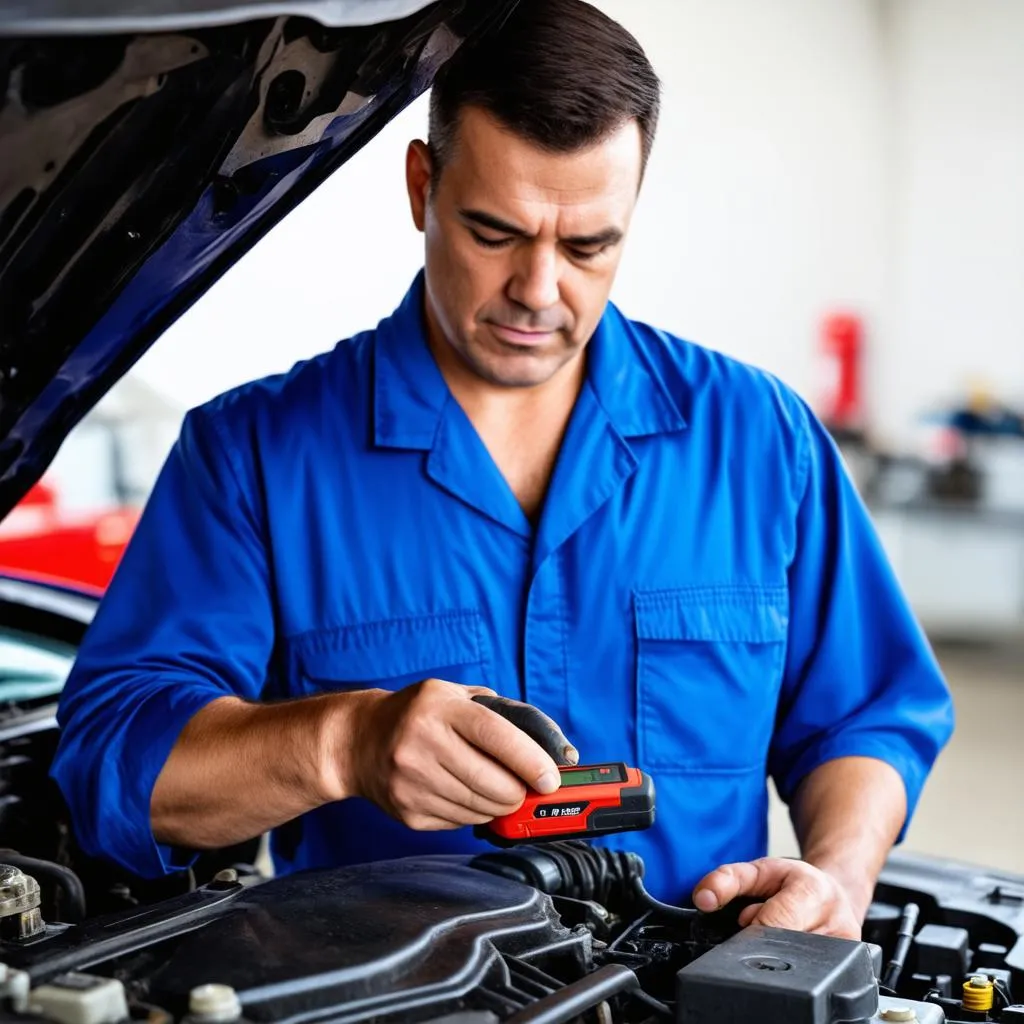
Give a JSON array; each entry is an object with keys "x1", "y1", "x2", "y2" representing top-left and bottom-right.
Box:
[
  {"x1": 152, "y1": 680, "x2": 570, "y2": 851},
  {"x1": 333, "y1": 680, "x2": 566, "y2": 831}
]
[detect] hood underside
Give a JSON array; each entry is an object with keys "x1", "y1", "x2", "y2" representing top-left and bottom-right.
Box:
[
  {"x1": 0, "y1": 2, "x2": 445, "y2": 34},
  {"x1": 0, "y1": 0, "x2": 515, "y2": 519}
]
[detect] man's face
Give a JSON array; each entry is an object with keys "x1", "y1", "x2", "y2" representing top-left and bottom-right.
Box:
[{"x1": 406, "y1": 106, "x2": 643, "y2": 389}]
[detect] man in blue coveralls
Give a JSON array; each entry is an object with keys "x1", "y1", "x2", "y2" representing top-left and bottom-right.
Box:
[{"x1": 53, "y1": 0, "x2": 953, "y2": 937}]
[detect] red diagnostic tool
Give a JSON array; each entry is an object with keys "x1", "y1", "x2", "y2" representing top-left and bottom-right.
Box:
[{"x1": 477, "y1": 762, "x2": 655, "y2": 847}]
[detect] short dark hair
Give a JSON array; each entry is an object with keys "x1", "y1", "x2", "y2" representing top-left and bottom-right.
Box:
[{"x1": 428, "y1": 0, "x2": 660, "y2": 184}]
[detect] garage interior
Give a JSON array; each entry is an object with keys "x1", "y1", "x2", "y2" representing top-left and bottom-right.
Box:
[
  {"x1": 1, "y1": 0, "x2": 1023, "y2": 1021},
  {"x1": 3, "y1": 0, "x2": 1023, "y2": 955}
]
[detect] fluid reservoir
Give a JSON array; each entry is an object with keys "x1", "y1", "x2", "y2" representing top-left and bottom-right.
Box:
[{"x1": 0, "y1": 864, "x2": 44, "y2": 942}]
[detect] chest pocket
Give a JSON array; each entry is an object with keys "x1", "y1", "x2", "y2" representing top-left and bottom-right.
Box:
[
  {"x1": 634, "y1": 586, "x2": 788, "y2": 773},
  {"x1": 289, "y1": 609, "x2": 490, "y2": 695}
]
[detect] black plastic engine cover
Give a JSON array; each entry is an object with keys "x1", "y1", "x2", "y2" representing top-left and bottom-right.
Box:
[
  {"x1": 676, "y1": 925, "x2": 878, "y2": 1024},
  {"x1": 144, "y1": 857, "x2": 575, "y2": 1022}
]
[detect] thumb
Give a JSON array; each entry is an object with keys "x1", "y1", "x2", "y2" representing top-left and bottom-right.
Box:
[
  {"x1": 737, "y1": 902, "x2": 765, "y2": 928},
  {"x1": 746, "y1": 892, "x2": 814, "y2": 932},
  {"x1": 694, "y1": 859, "x2": 794, "y2": 912}
]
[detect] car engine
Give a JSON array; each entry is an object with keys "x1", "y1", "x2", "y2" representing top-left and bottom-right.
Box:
[
  {"x1": 2, "y1": 835, "x2": 1024, "y2": 1024},
  {"x1": 0, "y1": 587, "x2": 1019, "y2": 1024}
]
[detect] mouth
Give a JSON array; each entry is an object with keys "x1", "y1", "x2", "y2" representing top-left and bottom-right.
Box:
[{"x1": 487, "y1": 322, "x2": 558, "y2": 348}]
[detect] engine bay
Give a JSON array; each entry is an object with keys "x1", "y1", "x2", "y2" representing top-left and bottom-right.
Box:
[
  {"x1": 0, "y1": 587, "x2": 1018, "y2": 1024},
  {"x1": 3, "y1": 836, "x2": 1024, "y2": 1024}
]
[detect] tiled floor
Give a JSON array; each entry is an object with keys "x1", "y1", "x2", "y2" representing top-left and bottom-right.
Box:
[{"x1": 768, "y1": 640, "x2": 1024, "y2": 872}]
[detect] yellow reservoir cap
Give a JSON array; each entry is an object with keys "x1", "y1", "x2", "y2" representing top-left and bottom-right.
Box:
[{"x1": 962, "y1": 975, "x2": 994, "y2": 1012}]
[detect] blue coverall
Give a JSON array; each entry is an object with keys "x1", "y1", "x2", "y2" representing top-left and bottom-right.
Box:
[{"x1": 52, "y1": 272, "x2": 955, "y2": 901}]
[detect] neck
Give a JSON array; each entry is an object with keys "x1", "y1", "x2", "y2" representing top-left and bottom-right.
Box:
[{"x1": 422, "y1": 300, "x2": 586, "y2": 523}]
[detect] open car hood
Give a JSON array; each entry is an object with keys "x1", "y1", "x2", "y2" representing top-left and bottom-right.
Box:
[{"x1": 0, "y1": 0, "x2": 515, "y2": 519}]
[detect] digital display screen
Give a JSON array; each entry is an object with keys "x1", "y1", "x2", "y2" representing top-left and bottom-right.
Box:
[{"x1": 558, "y1": 764, "x2": 626, "y2": 787}]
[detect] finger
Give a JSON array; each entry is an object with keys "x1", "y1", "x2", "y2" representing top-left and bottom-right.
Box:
[
  {"x1": 462, "y1": 685, "x2": 498, "y2": 699},
  {"x1": 402, "y1": 814, "x2": 463, "y2": 831},
  {"x1": 737, "y1": 902, "x2": 764, "y2": 928},
  {"x1": 393, "y1": 787, "x2": 495, "y2": 830},
  {"x1": 389, "y1": 728, "x2": 522, "y2": 813},
  {"x1": 456, "y1": 702, "x2": 562, "y2": 793},
  {"x1": 693, "y1": 859, "x2": 797, "y2": 912},
  {"x1": 747, "y1": 889, "x2": 828, "y2": 934},
  {"x1": 437, "y1": 737, "x2": 527, "y2": 811},
  {"x1": 471, "y1": 695, "x2": 579, "y2": 766}
]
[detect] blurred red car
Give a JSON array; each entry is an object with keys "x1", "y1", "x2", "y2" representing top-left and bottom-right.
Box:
[{"x1": 0, "y1": 478, "x2": 139, "y2": 591}]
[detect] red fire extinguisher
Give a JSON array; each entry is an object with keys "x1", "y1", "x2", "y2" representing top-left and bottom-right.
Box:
[{"x1": 818, "y1": 312, "x2": 863, "y2": 431}]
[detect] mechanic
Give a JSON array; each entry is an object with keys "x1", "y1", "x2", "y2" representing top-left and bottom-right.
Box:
[{"x1": 52, "y1": 0, "x2": 953, "y2": 938}]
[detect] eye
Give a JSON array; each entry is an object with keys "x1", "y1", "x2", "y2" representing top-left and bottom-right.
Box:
[
  {"x1": 566, "y1": 246, "x2": 604, "y2": 262},
  {"x1": 469, "y1": 229, "x2": 513, "y2": 250}
]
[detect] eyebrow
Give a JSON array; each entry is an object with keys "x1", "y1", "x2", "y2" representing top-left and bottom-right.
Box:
[{"x1": 459, "y1": 208, "x2": 623, "y2": 248}]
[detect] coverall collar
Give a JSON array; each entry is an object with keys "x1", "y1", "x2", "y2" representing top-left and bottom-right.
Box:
[{"x1": 373, "y1": 270, "x2": 688, "y2": 450}]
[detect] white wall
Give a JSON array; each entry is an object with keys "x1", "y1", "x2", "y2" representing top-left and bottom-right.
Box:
[
  {"x1": 875, "y1": 0, "x2": 1024, "y2": 446},
  {"x1": 592, "y1": 0, "x2": 890, "y2": 412},
  {"x1": 130, "y1": 0, "x2": 1024, "y2": 451},
  {"x1": 135, "y1": 96, "x2": 431, "y2": 408}
]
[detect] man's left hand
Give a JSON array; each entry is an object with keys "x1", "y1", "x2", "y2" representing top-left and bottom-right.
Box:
[{"x1": 692, "y1": 857, "x2": 863, "y2": 939}]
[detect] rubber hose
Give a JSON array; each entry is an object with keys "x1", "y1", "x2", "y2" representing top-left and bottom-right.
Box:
[{"x1": 882, "y1": 902, "x2": 919, "y2": 992}]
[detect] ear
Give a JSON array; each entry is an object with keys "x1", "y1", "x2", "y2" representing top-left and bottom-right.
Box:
[{"x1": 406, "y1": 139, "x2": 433, "y2": 232}]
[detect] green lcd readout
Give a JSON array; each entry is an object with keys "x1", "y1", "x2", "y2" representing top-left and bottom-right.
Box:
[{"x1": 558, "y1": 763, "x2": 626, "y2": 787}]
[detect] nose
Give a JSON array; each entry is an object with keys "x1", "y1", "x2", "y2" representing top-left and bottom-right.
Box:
[{"x1": 507, "y1": 243, "x2": 561, "y2": 313}]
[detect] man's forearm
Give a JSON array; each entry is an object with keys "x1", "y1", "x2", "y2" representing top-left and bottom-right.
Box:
[
  {"x1": 150, "y1": 692, "x2": 363, "y2": 850},
  {"x1": 791, "y1": 756, "x2": 908, "y2": 921}
]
